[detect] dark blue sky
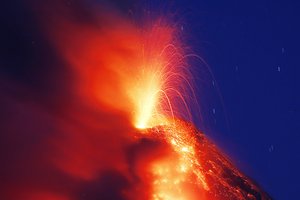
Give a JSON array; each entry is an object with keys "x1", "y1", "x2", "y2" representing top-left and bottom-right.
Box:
[{"x1": 169, "y1": 1, "x2": 299, "y2": 199}]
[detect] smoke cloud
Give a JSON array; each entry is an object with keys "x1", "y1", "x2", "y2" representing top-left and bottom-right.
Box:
[{"x1": 0, "y1": 1, "x2": 175, "y2": 199}]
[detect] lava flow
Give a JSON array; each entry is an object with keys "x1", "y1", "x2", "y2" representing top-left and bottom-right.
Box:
[
  {"x1": 136, "y1": 120, "x2": 271, "y2": 200},
  {"x1": 0, "y1": 1, "x2": 271, "y2": 200}
]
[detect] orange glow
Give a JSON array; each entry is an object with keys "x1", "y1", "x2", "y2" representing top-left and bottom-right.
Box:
[
  {"x1": 144, "y1": 121, "x2": 209, "y2": 200},
  {"x1": 47, "y1": 12, "x2": 189, "y2": 130},
  {"x1": 45, "y1": 7, "x2": 212, "y2": 199},
  {"x1": 127, "y1": 27, "x2": 192, "y2": 130}
]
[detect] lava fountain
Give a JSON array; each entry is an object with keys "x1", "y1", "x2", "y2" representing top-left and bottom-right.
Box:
[{"x1": 0, "y1": 1, "x2": 271, "y2": 200}]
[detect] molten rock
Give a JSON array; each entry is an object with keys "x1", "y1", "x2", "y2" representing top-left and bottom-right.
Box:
[{"x1": 129, "y1": 120, "x2": 272, "y2": 200}]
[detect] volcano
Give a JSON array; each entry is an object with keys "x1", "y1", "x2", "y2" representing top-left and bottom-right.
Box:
[
  {"x1": 0, "y1": 1, "x2": 273, "y2": 199},
  {"x1": 130, "y1": 120, "x2": 272, "y2": 200}
]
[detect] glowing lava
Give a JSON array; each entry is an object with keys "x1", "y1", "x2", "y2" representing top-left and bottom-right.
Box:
[
  {"x1": 149, "y1": 122, "x2": 209, "y2": 200},
  {"x1": 129, "y1": 32, "x2": 191, "y2": 130},
  {"x1": 138, "y1": 120, "x2": 271, "y2": 200}
]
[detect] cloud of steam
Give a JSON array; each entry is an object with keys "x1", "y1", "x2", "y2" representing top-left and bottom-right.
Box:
[{"x1": 0, "y1": 1, "x2": 177, "y2": 199}]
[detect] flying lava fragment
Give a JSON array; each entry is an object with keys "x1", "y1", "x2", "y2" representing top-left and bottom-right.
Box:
[{"x1": 0, "y1": 0, "x2": 271, "y2": 200}]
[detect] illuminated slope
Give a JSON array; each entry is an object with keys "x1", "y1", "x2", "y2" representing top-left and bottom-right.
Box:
[{"x1": 135, "y1": 120, "x2": 271, "y2": 200}]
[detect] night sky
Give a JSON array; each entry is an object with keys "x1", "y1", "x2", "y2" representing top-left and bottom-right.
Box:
[
  {"x1": 176, "y1": 1, "x2": 299, "y2": 199},
  {"x1": 0, "y1": 0, "x2": 299, "y2": 199}
]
